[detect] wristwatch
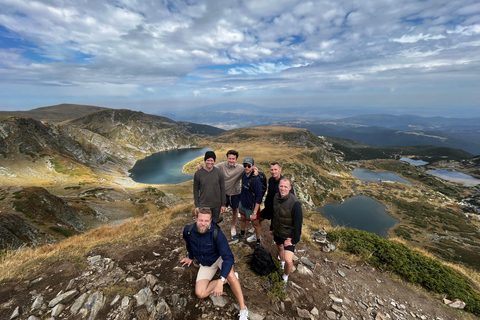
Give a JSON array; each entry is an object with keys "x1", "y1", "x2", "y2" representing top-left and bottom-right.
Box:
[{"x1": 219, "y1": 276, "x2": 226, "y2": 283}]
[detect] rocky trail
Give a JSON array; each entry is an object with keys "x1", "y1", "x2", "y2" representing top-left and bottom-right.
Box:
[{"x1": 0, "y1": 210, "x2": 473, "y2": 320}]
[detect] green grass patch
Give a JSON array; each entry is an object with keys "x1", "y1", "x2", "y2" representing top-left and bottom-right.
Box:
[
  {"x1": 49, "y1": 226, "x2": 75, "y2": 238},
  {"x1": 327, "y1": 228, "x2": 480, "y2": 316}
]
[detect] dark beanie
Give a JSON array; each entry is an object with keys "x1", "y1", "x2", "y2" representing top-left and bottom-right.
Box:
[{"x1": 204, "y1": 151, "x2": 216, "y2": 161}]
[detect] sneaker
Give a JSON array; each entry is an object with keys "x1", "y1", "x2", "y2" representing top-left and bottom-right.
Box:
[
  {"x1": 281, "y1": 281, "x2": 287, "y2": 292},
  {"x1": 231, "y1": 228, "x2": 237, "y2": 237},
  {"x1": 232, "y1": 233, "x2": 246, "y2": 240},
  {"x1": 239, "y1": 306, "x2": 249, "y2": 320},
  {"x1": 255, "y1": 240, "x2": 261, "y2": 248},
  {"x1": 246, "y1": 234, "x2": 257, "y2": 242}
]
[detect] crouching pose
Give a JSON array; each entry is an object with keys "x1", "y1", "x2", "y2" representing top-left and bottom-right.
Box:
[{"x1": 181, "y1": 207, "x2": 249, "y2": 320}]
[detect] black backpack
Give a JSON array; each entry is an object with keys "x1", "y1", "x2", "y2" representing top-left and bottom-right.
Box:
[
  {"x1": 250, "y1": 246, "x2": 278, "y2": 276},
  {"x1": 245, "y1": 171, "x2": 268, "y2": 198}
]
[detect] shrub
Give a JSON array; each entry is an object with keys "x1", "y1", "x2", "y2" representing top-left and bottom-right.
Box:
[{"x1": 327, "y1": 229, "x2": 480, "y2": 315}]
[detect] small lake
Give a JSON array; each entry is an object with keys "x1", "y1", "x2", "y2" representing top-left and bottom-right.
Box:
[
  {"x1": 317, "y1": 195, "x2": 399, "y2": 238},
  {"x1": 427, "y1": 170, "x2": 480, "y2": 187},
  {"x1": 129, "y1": 148, "x2": 209, "y2": 184},
  {"x1": 400, "y1": 157, "x2": 429, "y2": 166},
  {"x1": 352, "y1": 168, "x2": 412, "y2": 184}
]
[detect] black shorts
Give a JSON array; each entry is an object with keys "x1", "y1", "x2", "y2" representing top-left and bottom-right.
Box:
[
  {"x1": 273, "y1": 234, "x2": 296, "y2": 253},
  {"x1": 260, "y1": 207, "x2": 272, "y2": 220},
  {"x1": 226, "y1": 194, "x2": 240, "y2": 210}
]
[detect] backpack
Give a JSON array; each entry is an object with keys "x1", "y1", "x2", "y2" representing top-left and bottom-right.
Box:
[
  {"x1": 187, "y1": 223, "x2": 219, "y2": 242},
  {"x1": 249, "y1": 246, "x2": 278, "y2": 276},
  {"x1": 245, "y1": 171, "x2": 268, "y2": 198}
]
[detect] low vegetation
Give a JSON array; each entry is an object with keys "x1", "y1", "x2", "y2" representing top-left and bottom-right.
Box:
[{"x1": 327, "y1": 229, "x2": 480, "y2": 316}]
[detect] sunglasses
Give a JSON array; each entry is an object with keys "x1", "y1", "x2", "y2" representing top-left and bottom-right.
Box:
[{"x1": 243, "y1": 164, "x2": 252, "y2": 168}]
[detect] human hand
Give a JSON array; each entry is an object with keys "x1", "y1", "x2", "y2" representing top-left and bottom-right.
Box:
[
  {"x1": 269, "y1": 231, "x2": 273, "y2": 237},
  {"x1": 180, "y1": 257, "x2": 193, "y2": 267},
  {"x1": 212, "y1": 279, "x2": 224, "y2": 297},
  {"x1": 221, "y1": 206, "x2": 226, "y2": 213},
  {"x1": 284, "y1": 238, "x2": 293, "y2": 247},
  {"x1": 251, "y1": 213, "x2": 257, "y2": 221},
  {"x1": 197, "y1": 161, "x2": 203, "y2": 171}
]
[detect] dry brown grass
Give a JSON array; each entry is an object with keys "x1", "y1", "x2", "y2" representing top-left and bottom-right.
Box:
[{"x1": 0, "y1": 203, "x2": 193, "y2": 282}]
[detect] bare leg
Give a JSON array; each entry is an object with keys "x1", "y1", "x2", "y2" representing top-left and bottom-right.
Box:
[
  {"x1": 195, "y1": 279, "x2": 218, "y2": 299},
  {"x1": 231, "y1": 208, "x2": 238, "y2": 232},
  {"x1": 240, "y1": 215, "x2": 247, "y2": 232},
  {"x1": 284, "y1": 250, "x2": 294, "y2": 276},
  {"x1": 226, "y1": 267, "x2": 246, "y2": 310},
  {"x1": 277, "y1": 244, "x2": 285, "y2": 263},
  {"x1": 253, "y1": 219, "x2": 262, "y2": 239}
]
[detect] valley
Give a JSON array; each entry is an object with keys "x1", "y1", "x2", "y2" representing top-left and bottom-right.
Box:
[{"x1": 1, "y1": 104, "x2": 480, "y2": 319}]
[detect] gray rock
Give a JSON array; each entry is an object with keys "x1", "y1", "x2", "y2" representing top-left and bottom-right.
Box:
[
  {"x1": 70, "y1": 292, "x2": 88, "y2": 316},
  {"x1": 209, "y1": 294, "x2": 227, "y2": 307},
  {"x1": 121, "y1": 296, "x2": 130, "y2": 309},
  {"x1": 48, "y1": 289, "x2": 78, "y2": 307},
  {"x1": 110, "y1": 294, "x2": 121, "y2": 306},
  {"x1": 27, "y1": 316, "x2": 39, "y2": 320},
  {"x1": 325, "y1": 310, "x2": 337, "y2": 320},
  {"x1": 87, "y1": 255, "x2": 102, "y2": 264},
  {"x1": 297, "y1": 264, "x2": 314, "y2": 276},
  {"x1": 51, "y1": 303, "x2": 65, "y2": 317},
  {"x1": 311, "y1": 307, "x2": 319, "y2": 316},
  {"x1": 31, "y1": 295, "x2": 44, "y2": 311},
  {"x1": 134, "y1": 287, "x2": 155, "y2": 313},
  {"x1": 337, "y1": 270, "x2": 346, "y2": 277},
  {"x1": 79, "y1": 291, "x2": 105, "y2": 320},
  {"x1": 10, "y1": 306, "x2": 20, "y2": 319},
  {"x1": 297, "y1": 307, "x2": 312, "y2": 318},
  {"x1": 332, "y1": 304, "x2": 342, "y2": 313},
  {"x1": 150, "y1": 298, "x2": 171, "y2": 320},
  {"x1": 329, "y1": 295, "x2": 343, "y2": 304},
  {"x1": 300, "y1": 256, "x2": 315, "y2": 268},
  {"x1": 145, "y1": 273, "x2": 159, "y2": 288}
]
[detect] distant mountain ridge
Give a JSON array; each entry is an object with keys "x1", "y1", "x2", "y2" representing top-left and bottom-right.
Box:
[{"x1": 272, "y1": 115, "x2": 480, "y2": 156}]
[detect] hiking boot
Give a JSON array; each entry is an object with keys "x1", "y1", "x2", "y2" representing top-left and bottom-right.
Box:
[
  {"x1": 239, "y1": 306, "x2": 249, "y2": 320},
  {"x1": 246, "y1": 234, "x2": 257, "y2": 242},
  {"x1": 232, "y1": 233, "x2": 246, "y2": 240}
]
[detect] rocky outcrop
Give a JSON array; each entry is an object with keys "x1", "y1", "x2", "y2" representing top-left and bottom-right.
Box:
[
  {"x1": 0, "y1": 220, "x2": 469, "y2": 320},
  {"x1": 0, "y1": 213, "x2": 42, "y2": 250}
]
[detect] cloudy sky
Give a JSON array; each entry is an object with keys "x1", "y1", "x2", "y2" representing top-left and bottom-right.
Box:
[{"x1": 0, "y1": 0, "x2": 479, "y2": 116}]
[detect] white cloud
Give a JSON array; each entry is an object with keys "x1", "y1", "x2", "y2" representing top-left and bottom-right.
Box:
[{"x1": 0, "y1": 0, "x2": 479, "y2": 113}]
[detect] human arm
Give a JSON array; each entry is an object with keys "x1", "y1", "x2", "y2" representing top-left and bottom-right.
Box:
[
  {"x1": 291, "y1": 201, "x2": 303, "y2": 244},
  {"x1": 193, "y1": 173, "x2": 200, "y2": 208},
  {"x1": 182, "y1": 225, "x2": 195, "y2": 260},
  {"x1": 180, "y1": 257, "x2": 193, "y2": 267}
]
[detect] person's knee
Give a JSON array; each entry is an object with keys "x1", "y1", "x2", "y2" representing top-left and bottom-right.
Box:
[{"x1": 195, "y1": 288, "x2": 208, "y2": 299}]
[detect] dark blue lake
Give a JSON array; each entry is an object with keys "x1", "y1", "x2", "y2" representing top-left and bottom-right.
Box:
[
  {"x1": 129, "y1": 148, "x2": 209, "y2": 184},
  {"x1": 352, "y1": 168, "x2": 412, "y2": 184},
  {"x1": 317, "y1": 195, "x2": 399, "y2": 238}
]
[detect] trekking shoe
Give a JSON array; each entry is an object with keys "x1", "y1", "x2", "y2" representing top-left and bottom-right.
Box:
[
  {"x1": 239, "y1": 306, "x2": 249, "y2": 320},
  {"x1": 255, "y1": 240, "x2": 261, "y2": 248},
  {"x1": 232, "y1": 233, "x2": 246, "y2": 240},
  {"x1": 246, "y1": 234, "x2": 257, "y2": 242}
]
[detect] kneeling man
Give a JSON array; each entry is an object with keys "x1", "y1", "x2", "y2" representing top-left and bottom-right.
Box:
[{"x1": 181, "y1": 207, "x2": 249, "y2": 320}]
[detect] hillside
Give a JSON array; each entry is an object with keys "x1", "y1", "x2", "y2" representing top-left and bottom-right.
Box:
[
  {"x1": 0, "y1": 104, "x2": 109, "y2": 124},
  {"x1": 1, "y1": 111, "x2": 480, "y2": 319}
]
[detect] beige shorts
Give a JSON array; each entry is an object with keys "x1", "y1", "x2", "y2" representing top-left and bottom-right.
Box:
[{"x1": 196, "y1": 256, "x2": 223, "y2": 282}]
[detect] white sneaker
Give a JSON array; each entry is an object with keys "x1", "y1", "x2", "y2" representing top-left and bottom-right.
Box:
[
  {"x1": 246, "y1": 234, "x2": 257, "y2": 242},
  {"x1": 231, "y1": 228, "x2": 237, "y2": 237},
  {"x1": 239, "y1": 306, "x2": 249, "y2": 320}
]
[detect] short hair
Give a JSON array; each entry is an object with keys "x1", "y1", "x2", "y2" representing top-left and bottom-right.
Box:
[
  {"x1": 270, "y1": 161, "x2": 282, "y2": 168},
  {"x1": 226, "y1": 150, "x2": 239, "y2": 159},
  {"x1": 198, "y1": 207, "x2": 213, "y2": 216},
  {"x1": 279, "y1": 177, "x2": 291, "y2": 186}
]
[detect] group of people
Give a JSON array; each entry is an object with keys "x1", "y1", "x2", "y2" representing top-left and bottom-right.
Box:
[{"x1": 182, "y1": 150, "x2": 304, "y2": 320}]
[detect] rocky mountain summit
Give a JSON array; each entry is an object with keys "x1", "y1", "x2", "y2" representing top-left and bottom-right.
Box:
[{"x1": 0, "y1": 212, "x2": 471, "y2": 320}]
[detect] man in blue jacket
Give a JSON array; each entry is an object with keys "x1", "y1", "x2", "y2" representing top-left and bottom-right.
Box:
[
  {"x1": 181, "y1": 207, "x2": 249, "y2": 320},
  {"x1": 233, "y1": 157, "x2": 263, "y2": 248}
]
